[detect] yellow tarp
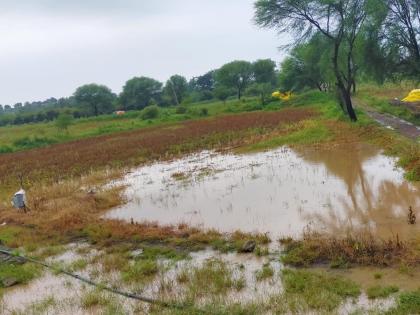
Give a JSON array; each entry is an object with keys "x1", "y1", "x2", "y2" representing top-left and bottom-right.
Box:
[
  {"x1": 402, "y1": 89, "x2": 420, "y2": 102},
  {"x1": 272, "y1": 91, "x2": 292, "y2": 101}
]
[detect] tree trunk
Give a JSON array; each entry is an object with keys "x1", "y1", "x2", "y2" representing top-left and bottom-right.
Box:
[{"x1": 332, "y1": 38, "x2": 357, "y2": 121}]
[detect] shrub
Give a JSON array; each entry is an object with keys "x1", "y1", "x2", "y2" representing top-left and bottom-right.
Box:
[
  {"x1": 0, "y1": 145, "x2": 13, "y2": 153},
  {"x1": 13, "y1": 136, "x2": 57, "y2": 150},
  {"x1": 140, "y1": 105, "x2": 160, "y2": 120},
  {"x1": 200, "y1": 108, "x2": 209, "y2": 116},
  {"x1": 175, "y1": 106, "x2": 187, "y2": 114}
]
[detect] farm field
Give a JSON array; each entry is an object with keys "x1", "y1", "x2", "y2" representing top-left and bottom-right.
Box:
[{"x1": 0, "y1": 91, "x2": 419, "y2": 314}]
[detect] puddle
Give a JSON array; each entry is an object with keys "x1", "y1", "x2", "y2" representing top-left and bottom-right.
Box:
[{"x1": 106, "y1": 144, "x2": 420, "y2": 240}]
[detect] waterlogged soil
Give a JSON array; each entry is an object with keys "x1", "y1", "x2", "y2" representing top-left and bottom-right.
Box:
[
  {"x1": 1, "y1": 246, "x2": 408, "y2": 315},
  {"x1": 106, "y1": 143, "x2": 420, "y2": 240}
]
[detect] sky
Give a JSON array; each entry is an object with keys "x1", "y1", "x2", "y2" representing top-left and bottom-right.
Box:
[{"x1": 0, "y1": 0, "x2": 288, "y2": 105}]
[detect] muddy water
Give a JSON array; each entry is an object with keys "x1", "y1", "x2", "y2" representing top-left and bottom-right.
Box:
[{"x1": 106, "y1": 144, "x2": 420, "y2": 239}]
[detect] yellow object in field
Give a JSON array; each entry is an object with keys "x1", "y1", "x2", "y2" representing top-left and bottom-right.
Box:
[
  {"x1": 272, "y1": 91, "x2": 292, "y2": 101},
  {"x1": 402, "y1": 89, "x2": 420, "y2": 102}
]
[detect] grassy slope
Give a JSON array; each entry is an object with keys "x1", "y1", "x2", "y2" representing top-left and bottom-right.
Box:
[{"x1": 356, "y1": 82, "x2": 420, "y2": 126}]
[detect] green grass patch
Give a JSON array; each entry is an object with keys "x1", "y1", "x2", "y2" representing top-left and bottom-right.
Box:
[
  {"x1": 366, "y1": 285, "x2": 399, "y2": 299},
  {"x1": 0, "y1": 262, "x2": 41, "y2": 287},
  {"x1": 255, "y1": 264, "x2": 274, "y2": 281},
  {"x1": 386, "y1": 289, "x2": 420, "y2": 315},
  {"x1": 122, "y1": 259, "x2": 158, "y2": 283},
  {"x1": 281, "y1": 269, "x2": 361, "y2": 312},
  {"x1": 240, "y1": 119, "x2": 331, "y2": 153}
]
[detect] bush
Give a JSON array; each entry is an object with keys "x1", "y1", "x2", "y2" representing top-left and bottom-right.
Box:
[
  {"x1": 13, "y1": 136, "x2": 57, "y2": 150},
  {"x1": 200, "y1": 108, "x2": 209, "y2": 116},
  {"x1": 140, "y1": 105, "x2": 160, "y2": 120},
  {"x1": 0, "y1": 145, "x2": 13, "y2": 153},
  {"x1": 175, "y1": 106, "x2": 187, "y2": 114}
]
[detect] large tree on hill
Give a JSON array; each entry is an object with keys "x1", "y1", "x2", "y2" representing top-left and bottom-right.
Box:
[
  {"x1": 74, "y1": 84, "x2": 115, "y2": 116},
  {"x1": 120, "y1": 77, "x2": 162, "y2": 110},
  {"x1": 254, "y1": 0, "x2": 380, "y2": 121},
  {"x1": 216, "y1": 61, "x2": 253, "y2": 100}
]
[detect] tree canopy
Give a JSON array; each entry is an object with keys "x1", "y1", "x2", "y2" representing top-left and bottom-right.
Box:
[{"x1": 120, "y1": 77, "x2": 162, "y2": 110}]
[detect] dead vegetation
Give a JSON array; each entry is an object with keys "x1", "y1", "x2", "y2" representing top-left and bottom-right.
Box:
[{"x1": 280, "y1": 231, "x2": 420, "y2": 268}]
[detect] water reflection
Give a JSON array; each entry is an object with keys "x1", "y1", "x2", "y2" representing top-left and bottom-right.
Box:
[
  {"x1": 297, "y1": 144, "x2": 420, "y2": 239},
  {"x1": 106, "y1": 144, "x2": 420, "y2": 240}
]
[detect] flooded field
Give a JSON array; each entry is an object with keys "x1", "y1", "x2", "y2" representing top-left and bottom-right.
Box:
[{"x1": 106, "y1": 143, "x2": 420, "y2": 240}]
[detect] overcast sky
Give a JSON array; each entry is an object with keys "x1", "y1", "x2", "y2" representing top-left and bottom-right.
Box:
[{"x1": 0, "y1": 0, "x2": 288, "y2": 105}]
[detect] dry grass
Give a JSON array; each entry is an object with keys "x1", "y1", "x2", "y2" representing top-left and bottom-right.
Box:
[{"x1": 280, "y1": 231, "x2": 420, "y2": 268}]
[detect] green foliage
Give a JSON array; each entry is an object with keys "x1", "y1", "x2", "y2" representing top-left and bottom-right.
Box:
[
  {"x1": 386, "y1": 289, "x2": 420, "y2": 315},
  {"x1": 366, "y1": 285, "x2": 399, "y2": 299},
  {"x1": 55, "y1": 112, "x2": 74, "y2": 132},
  {"x1": 216, "y1": 60, "x2": 253, "y2": 99},
  {"x1": 255, "y1": 264, "x2": 274, "y2": 281},
  {"x1": 164, "y1": 74, "x2": 188, "y2": 105},
  {"x1": 0, "y1": 263, "x2": 41, "y2": 287},
  {"x1": 74, "y1": 83, "x2": 116, "y2": 116},
  {"x1": 122, "y1": 259, "x2": 158, "y2": 283},
  {"x1": 214, "y1": 86, "x2": 233, "y2": 103},
  {"x1": 140, "y1": 105, "x2": 160, "y2": 120},
  {"x1": 282, "y1": 269, "x2": 361, "y2": 311},
  {"x1": 120, "y1": 76, "x2": 162, "y2": 110},
  {"x1": 278, "y1": 34, "x2": 333, "y2": 92},
  {"x1": 13, "y1": 136, "x2": 57, "y2": 150}
]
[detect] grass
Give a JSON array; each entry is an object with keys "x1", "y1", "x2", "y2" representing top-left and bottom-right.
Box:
[
  {"x1": 366, "y1": 285, "x2": 399, "y2": 299},
  {"x1": 281, "y1": 269, "x2": 361, "y2": 312},
  {"x1": 0, "y1": 97, "x2": 282, "y2": 153},
  {"x1": 255, "y1": 264, "x2": 274, "y2": 281},
  {"x1": 386, "y1": 289, "x2": 420, "y2": 315},
  {"x1": 280, "y1": 232, "x2": 416, "y2": 268},
  {"x1": 0, "y1": 263, "x2": 41, "y2": 287},
  {"x1": 356, "y1": 82, "x2": 420, "y2": 126},
  {"x1": 183, "y1": 258, "x2": 243, "y2": 300},
  {"x1": 121, "y1": 259, "x2": 158, "y2": 283}
]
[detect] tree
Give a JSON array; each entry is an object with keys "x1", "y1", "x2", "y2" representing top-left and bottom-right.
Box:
[
  {"x1": 384, "y1": 0, "x2": 420, "y2": 76},
  {"x1": 214, "y1": 85, "x2": 233, "y2": 104},
  {"x1": 254, "y1": 0, "x2": 379, "y2": 121},
  {"x1": 164, "y1": 75, "x2": 188, "y2": 105},
  {"x1": 55, "y1": 112, "x2": 74, "y2": 132},
  {"x1": 216, "y1": 61, "x2": 253, "y2": 100},
  {"x1": 188, "y1": 71, "x2": 215, "y2": 101},
  {"x1": 74, "y1": 84, "x2": 115, "y2": 116},
  {"x1": 253, "y1": 59, "x2": 277, "y2": 85},
  {"x1": 279, "y1": 34, "x2": 333, "y2": 91},
  {"x1": 120, "y1": 77, "x2": 162, "y2": 110}
]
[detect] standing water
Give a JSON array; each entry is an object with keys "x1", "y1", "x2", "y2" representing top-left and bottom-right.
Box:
[{"x1": 106, "y1": 144, "x2": 420, "y2": 240}]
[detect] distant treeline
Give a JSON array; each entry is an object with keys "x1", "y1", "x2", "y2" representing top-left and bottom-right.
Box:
[{"x1": 0, "y1": 59, "x2": 277, "y2": 127}]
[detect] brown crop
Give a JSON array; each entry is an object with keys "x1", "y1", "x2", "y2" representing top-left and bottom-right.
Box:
[{"x1": 0, "y1": 109, "x2": 316, "y2": 191}]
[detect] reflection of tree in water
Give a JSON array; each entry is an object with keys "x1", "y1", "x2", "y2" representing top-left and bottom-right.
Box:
[{"x1": 293, "y1": 143, "x2": 420, "y2": 240}]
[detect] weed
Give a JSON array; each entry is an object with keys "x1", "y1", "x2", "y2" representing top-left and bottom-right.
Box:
[
  {"x1": 255, "y1": 264, "x2": 274, "y2": 281},
  {"x1": 366, "y1": 285, "x2": 399, "y2": 299},
  {"x1": 0, "y1": 263, "x2": 41, "y2": 287},
  {"x1": 386, "y1": 289, "x2": 420, "y2": 314},
  {"x1": 282, "y1": 269, "x2": 360, "y2": 311},
  {"x1": 122, "y1": 259, "x2": 158, "y2": 283}
]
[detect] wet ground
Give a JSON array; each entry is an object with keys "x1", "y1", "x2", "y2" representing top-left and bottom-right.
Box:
[
  {"x1": 2, "y1": 245, "x2": 412, "y2": 315},
  {"x1": 106, "y1": 144, "x2": 420, "y2": 240},
  {"x1": 365, "y1": 109, "x2": 420, "y2": 140}
]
